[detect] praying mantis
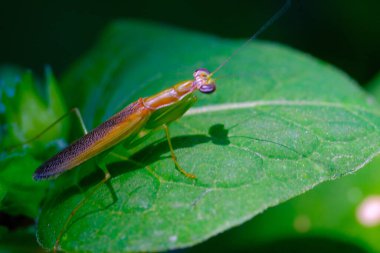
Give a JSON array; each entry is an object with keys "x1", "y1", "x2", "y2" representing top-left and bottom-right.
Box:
[{"x1": 8, "y1": 1, "x2": 291, "y2": 252}]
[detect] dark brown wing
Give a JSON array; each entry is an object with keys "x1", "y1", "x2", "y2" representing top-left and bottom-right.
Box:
[{"x1": 34, "y1": 100, "x2": 151, "y2": 180}]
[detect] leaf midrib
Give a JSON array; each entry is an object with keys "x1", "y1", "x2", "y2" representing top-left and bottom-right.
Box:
[{"x1": 185, "y1": 100, "x2": 378, "y2": 116}]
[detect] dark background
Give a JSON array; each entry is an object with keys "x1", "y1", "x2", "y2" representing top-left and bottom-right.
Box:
[{"x1": 0, "y1": 0, "x2": 379, "y2": 84}]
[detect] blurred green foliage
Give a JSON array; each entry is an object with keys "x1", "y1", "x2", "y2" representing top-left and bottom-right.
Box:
[
  {"x1": 0, "y1": 226, "x2": 44, "y2": 253},
  {"x1": 0, "y1": 68, "x2": 68, "y2": 218}
]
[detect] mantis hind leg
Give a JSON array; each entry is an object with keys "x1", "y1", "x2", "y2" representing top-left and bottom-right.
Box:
[
  {"x1": 7, "y1": 107, "x2": 88, "y2": 151},
  {"x1": 33, "y1": 107, "x2": 88, "y2": 137},
  {"x1": 162, "y1": 124, "x2": 196, "y2": 179}
]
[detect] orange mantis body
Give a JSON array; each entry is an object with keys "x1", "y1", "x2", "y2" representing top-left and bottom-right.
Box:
[{"x1": 34, "y1": 69, "x2": 215, "y2": 180}]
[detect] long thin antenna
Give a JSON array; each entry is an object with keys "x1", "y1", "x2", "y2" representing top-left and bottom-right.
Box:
[{"x1": 211, "y1": 0, "x2": 291, "y2": 76}]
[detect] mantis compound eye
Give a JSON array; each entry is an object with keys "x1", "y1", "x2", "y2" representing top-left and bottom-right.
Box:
[{"x1": 199, "y1": 83, "x2": 216, "y2": 94}]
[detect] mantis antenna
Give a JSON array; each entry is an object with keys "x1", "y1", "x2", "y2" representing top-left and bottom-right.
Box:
[{"x1": 210, "y1": 0, "x2": 292, "y2": 76}]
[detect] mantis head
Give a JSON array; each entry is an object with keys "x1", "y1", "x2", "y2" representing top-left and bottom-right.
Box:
[{"x1": 193, "y1": 68, "x2": 216, "y2": 94}]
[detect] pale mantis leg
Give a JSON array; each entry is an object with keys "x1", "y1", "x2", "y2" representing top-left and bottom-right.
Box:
[
  {"x1": 7, "y1": 107, "x2": 88, "y2": 151},
  {"x1": 54, "y1": 159, "x2": 112, "y2": 253},
  {"x1": 162, "y1": 124, "x2": 196, "y2": 179}
]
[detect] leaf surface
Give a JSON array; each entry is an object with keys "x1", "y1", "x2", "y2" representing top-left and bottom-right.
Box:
[
  {"x1": 36, "y1": 20, "x2": 380, "y2": 252},
  {"x1": 188, "y1": 156, "x2": 380, "y2": 253}
]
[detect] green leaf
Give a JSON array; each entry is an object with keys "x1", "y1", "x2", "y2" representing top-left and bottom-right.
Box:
[
  {"x1": 36, "y1": 20, "x2": 380, "y2": 252},
  {"x1": 2, "y1": 67, "x2": 68, "y2": 147},
  {"x1": 0, "y1": 154, "x2": 49, "y2": 217},
  {"x1": 0, "y1": 67, "x2": 68, "y2": 218},
  {"x1": 0, "y1": 65, "x2": 23, "y2": 145},
  {"x1": 189, "y1": 156, "x2": 380, "y2": 253},
  {"x1": 366, "y1": 71, "x2": 380, "y2": 102}
]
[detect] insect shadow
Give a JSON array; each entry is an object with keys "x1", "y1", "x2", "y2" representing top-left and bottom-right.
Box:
[{"x1": 109, "y1": 123, "x2": 231, "y2": 177}]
